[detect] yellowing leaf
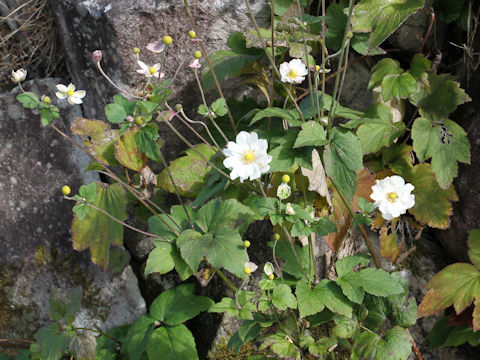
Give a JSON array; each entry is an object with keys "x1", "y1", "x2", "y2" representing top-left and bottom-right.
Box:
[
  {"x1": 71, "y1": 118, "x2": 120, "y2": 166},
  {"x1": 405, "y1": 164, "x2": 458, "y2": 229},
  {"x1": 301, "y1": 149, "x2": 332, "y2": 207},
  {"x1": 114, "y1": 128, "x2": 147, "y2": 172},
  {"x1": 379, "y1": 218, "x2": 400, "y2": 262},
  {"x1": 469, "y1": 229, "x2": 480, "y2": 270},
  {"x1": 72, "y1": 182, "x2": 127, "y2": 269},
  {"x1": 418, "y1": 263, "x2": 480, "y2": 318}
]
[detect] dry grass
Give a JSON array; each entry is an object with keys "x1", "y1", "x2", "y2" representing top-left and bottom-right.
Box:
[{"x1": 0, "y1": 0, "x2": 64, "y2": 89}]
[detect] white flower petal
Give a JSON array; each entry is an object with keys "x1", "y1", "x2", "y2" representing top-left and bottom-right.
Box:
[
  {"x1": 69, "y1": 96, "x2": 83, "y2": 104},
  {"x1": 67, "y1": 83, "x2": 76, "y2": 92},
  {"x1": 56, "y1": 92, "x2": 67, "y2": 99},
  {"x1": 56, "y1": 84, "x2": 67, "y2": 92},
  {"x1": 73, "y1": 90, "x2": 86, "y2": 99}
]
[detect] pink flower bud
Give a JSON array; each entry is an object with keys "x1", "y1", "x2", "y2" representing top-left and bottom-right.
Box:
[{"x1": 92, "y1": 50, "x2": 102, "y2": 62}]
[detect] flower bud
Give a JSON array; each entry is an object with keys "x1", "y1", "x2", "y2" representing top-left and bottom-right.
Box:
[
  {"x1": 162, "y1": 35, "x2": 173, "y2": 45},
  {"x1": 61, "y1": 185, "x2": 71, "y2": 195},
  {"x1": 135, "y1": 116, "x2": 144, "y2": 125},
  {"x1": 281, "y1": 174, "x2": 290, "y2": 183},
  {"x1": 264, "y1": 262, "x2": 274, "y2": 276},
  {"x1": 41, "y1": 95, "x2": 51, "y2": 104},
  {"x1": 126, "y1": 115, "x2": 134, "y2": 122},
  {"x1": 133, "y1": 47, "x2": 140, "y2": 54},
  {"x1": 92, "y1": 50, "x2": 102, "y2": 62},
  {"x1": 285, "y1": 203, "x2": 295, "y2": 215},
  {"x1": 268, "y1": 274, "x2": 275, "y2": 280},
  {"x1": 243, "y1": 240, "x2": 251, "y2": 248},
  {"x1": 188, "y1": 30, "x2": 197, "y2": 39},
  {"x1": 273, "y1": 233, "x2": 280, "y2": 241},
  {"x1": 11, "y1": 68, "x2": 27, "y2": 83},
  {"x1": 175, "y1": 104, "x2": 183, "y2": 111},
  {"x1": 193, "y1": 50, "x2": 202, "y2": 59},
  {"x1": 277, "y1": 182, "x2": 291, "y2": 200}
]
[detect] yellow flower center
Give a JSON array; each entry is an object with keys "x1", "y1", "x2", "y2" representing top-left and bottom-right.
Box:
[
  {"x1": 244, "y1": 267, "x2": 252, "y2": 275},
  {"x1": 67, "y1": 89, "x2": 74, "y2": 97},
  {"x1": 387, "y1": 192, "x2": 398, "y2": 202},
  {"x1": 288, "y1": 69, "x2": 298, "y2": 79},
  {"x1": 149, "y1": 67, "x2": 157, "y2": 75},
  {"x1": 242, "y1": 150, "x2": 255, "y2": 164}
]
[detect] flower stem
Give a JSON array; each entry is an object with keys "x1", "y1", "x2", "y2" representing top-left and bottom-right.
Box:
[
  {"x1": 216, "y1": 269, "x2": 238, "y2": 292},
  {"x1": 73, "y1": 327, "x2": 121, "y2": 344}
]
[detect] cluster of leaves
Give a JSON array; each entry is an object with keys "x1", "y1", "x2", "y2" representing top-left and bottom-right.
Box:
[
  {"x1": 418, "y1": 229, "x2": 480, "y2": 347},
  {"x1": 208, "y1": 254, "x2": 416, "y2": 359}
]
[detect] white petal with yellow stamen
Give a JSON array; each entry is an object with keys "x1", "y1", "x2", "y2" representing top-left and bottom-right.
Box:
[
  {"x1": 279, "y1": 59, "x2": 308, "y2": 84},
  {"x1": 370, "y1": 175, "x2": 415, "y2": 221},
  {"x1": 223, "y1": 131, "x2": 272, "y2": 183}
]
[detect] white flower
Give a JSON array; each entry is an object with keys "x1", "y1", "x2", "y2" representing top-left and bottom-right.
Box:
[
  {"x1": 285, "y1": 203, "x2": 295, "y2": 215},
  {"x1": 11, "y1": 68, "x2": 27, "y2": 83},
  {"x1": 277, "y1": 182, "x2": 291, "y2": 200},
  {"x1": 223, "y1": 131, "x2": 272, "y2": 183},
  {"x1": 279, "y1": 59, "x2": 308, "y2": 84},
  {"x1": 263, "y1": 262, "x2": 274, "y2": 276},
  {"x1": 146, "y1": 41, "x2": 165, "y2": 53},
  {"x1": 370, "y1": 175, "x2": 415, "y2": 221},
  {"x1": 244, "y1": 262, "x2": 258, "y2": 275},
  {"x1": 136, "y1": 60, "x2": 163, "y2": 78},
  {"x1": 55, "y1": 83, "x2": 86, "y2": 105}
]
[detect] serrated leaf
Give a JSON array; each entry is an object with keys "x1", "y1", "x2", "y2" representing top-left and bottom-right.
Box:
[
  {"x1": 272, "y1": 284, "x2": 297, "y2": 310},
  {"x1": 135, "y1": 123, "x2": 162, "y2": 162},
  {"x1": 381, "y1": 72, "x2": 417, "y2": 101},
  {"x1": 33, "y1": 324, "x2": 69, "y2": 360},
  {"x1": 404, "y1": 164, "x2": 458, "y2": 228},
  {"x1": 148, "y1": 205, "x2": 193, "y2": 241},
  {"x1": 382, "y1": 144, "x2": 414, "y2": 175},
  {"x1": 469, "y1": 229, "x2": 480, "y2": 270},
  {"x1": 369, "y1": 58, "x2": 403, "y2": 90},
  {"x1": 249, "y1": 107, "x2": 299, "y2": 126},
  {"x1": 211, "y1": 98, "x2": 227, "y2": 117},
  {"x1": 294, "y1": 121, "x2": 327, "y2": 148},
  {"x1": 296, "y1": 281, "x2": 325, "y2": 318},
  {"x1": 323, "y1": 128, "x2": 363, "y2": 202},
  {"x1": 357, "y1": 103, "x2": 406, "y2": 154},
  {"x1": 17, "y1": 92, "x2": 39, "y2": 109},
  {"x1": 325, "y1": 0, "x2": 349, "y2": 51},
  {"x1": 121, "y1": 316, "x2": 155, "y2": 360},
  {"x1": 418, "y1": 263, "x2": 480, "y2": 318},
  {"x1": 352, "y1": 326, "x2": 412, "y2": 360},
  {"x1": 157, "y1": 144, "x2": 216, "y2": 198},
  {"x1": 316, "y1": 279, "x2": 353, "y2": 318},
  {"x1": 147, "y1": 325, "x2": 198, "y2": 360},
  {"x1": 338, "y1": 268, "x2": 404, "y2": 300},
  {"x1": 417, "y1": 74, "x2": 471, "y2": 121},
  {"x1": 39, "y1": 103, "x2": 60, "y2": 126},
  {"x1": 72, "y1": 182, "x2": 126, "y2": 268},
  {"x1": 268, "y1": 132, "x2": 313, "y2": 172},
  {"x1": 412, "y1": 117, "x2": 470, "y2": 188},
  {"x1": 268, "y1": 240, "x2": 309, "y2": 279},
  {"x1": 208, "y1": 297, "x2": 239, "y2": 316},
  {"x1": 144, "y1": 244, "x2": 175, "y2": 276},
  {"x1": 105, "y1": 103, "x2": 127, "y2": 123},
  {"x1": 71, "y1": 118, "x2": 120, "y2": 166},
  {"x1": 434, "y1": 0, "x2": 467, "y2": 23},
  {"x1": 333, "y1": 315, "x2": 358, "y2": 338},
  {"x1": 409, "y1": 53, "x2": 431, "y2": 80},
  {"x1": 335, "y1": 253, "x2": 371, "y2": 278},
  {"x1": 352, "y1": 0, "x2": 424, "y2": 50},
  {"x1": 114, "y1": 127, "x2": 146, "y2": 172},
  {"x1": 196, "y1": 198, "x2": 253, "y2": 233},
  {"x1": 150, "y1": 284, "x2": 214, "y2": 326}
]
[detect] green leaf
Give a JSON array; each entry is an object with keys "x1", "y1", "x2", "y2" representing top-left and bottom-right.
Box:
[
  {"x1": 176, "y1": 230, "x2": 210, "y2": 273},
  {"x1": 17, "y1": 92, "x2": 39, "y2": 109},
  {"x1": 33, "y1": 324, "x2": 69, "y2": 360},
  {"x1": 469, "y1": 229, "x2": 480, "y2": 270},
  {"x1": 196, "y1": 198, "x2": 254, "y2": 233},
  {"x1": 368, "y1": 58, "x2": 403, "y2": 90},
  {"x1": 275, "y1": 0, "x2": 295, "y2": 16},
  {"x1": 325, "y1": 0, "x2": 349, "y2": 51},
  {"x1": 249, "y1": 107, "x2": 299, "y2": 126},
  {"x1": 417, "y1": 74, "x2": 471, "y2": 121},
  {"x1": 381, "y1": 72, "x2": 417, "y2": 101},
  {"x1": 382, "y1": 144, "x2": 414, "y2": 175},
  {"x1": 114, "y1": 127, "x2": 146, "y2": 172},
  {"x1": 150, "y1": 284, "x2": 214, "y2": 326},
  {"x1": 105, "y1": 103, "x2": 127, "y2": 123},
  {"x1": 298, "y1": 93, "x2": 324, "y2": 120},
  {"x1": 293, "y1": 121, "x2": 327, "y2": 148},
  {"x1": 208, "y1": 297, "x2": 239, "y2": 316},
  {"x1": 434, "y1": 0, "x2": 467, "y2": 23},
  {"x1": 409, "y1": 53, "x2": 431, "y2": 80},
  {"x1": 333, "y1": 315, "x2": 358, "y2": 338},
  {"x1": 418, "y1": 263, "x2": 480, "y2": 317},
  {"x1": 412, "y1": 117, "x2": 470, "y2": 188},
  {"x1": 135, "y1": 123, "x2": 162, "y2": 162},
  {"x1": 137, "y1": 101, "x2": 158, "y2": 115},
  {"x1": 269, "y1": 241, "x2": 309, "y2": 279},
  {"x1": 148, "y1": 205, "x2": 194, "y2": 241},
  {"x1": 352, "y1": 0, "x2": 424, "y2": 50},
  {"x1": 39, "y1": 103, "x2": 60, "y2": 126},
  {"x1": 352, "y1": 326, "x2": 412, "y2": 360},
  {"x1": 144, "y1": 244, "x2": 175, "y2": 276},
  {"x1": 147, "y1": 325, "x2": 198, "y2": 360},
  {"x1": 403, "y1": 164, "x2": 458, "y2": 229},
  {"x1": 335, "y1": 253, "x2": 371, "y2": 278},
  {"x1": 357, "y1": 103, "x2": 406, "y2": 154},
  {"x1": 323, "y1": 128, "x2": 363, "y2": 202},
  {"x1": 157, "y1": 144, "x2": 216, "y2": 198},
  {"x1": 207, "y1": 228, "x2": 249, "y2": 278},
  {"x1": 49, "y1": 287, "x2": 82, "y2": 325},
  {"x1": 211, "y1": 98, "x2": 227, "y2": 117},
  {"x1": 272, "y1": 284, "x2": 297, "y2": 310},
  {"x1": 340, "y1": 268, "x2": 404, "y2": 297},
  {"x1": 114, "y1": 95, "x2": 136, "y2": 115},
  {"x1": 72, "y1": 182, "x2": 126, "y2": 268},
  {"x1": 296, "y1": 281, "x2": 325, "y2": 318},
  {"x1": 316, "y1": 280, "x2": 353, "y2": 318},
  {"x1": 121, "y1": 315, "x2": 155, "y2": 360}
]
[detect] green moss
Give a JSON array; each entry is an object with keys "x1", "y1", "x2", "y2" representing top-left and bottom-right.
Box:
[
  {"x1": 33, "y1": 246, "x2": 52, "y2": 268},
  {"x1": 209, "y1": 337, "x2": 272, "y2": 360}
]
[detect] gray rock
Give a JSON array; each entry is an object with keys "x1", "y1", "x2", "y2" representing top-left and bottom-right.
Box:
[{"x1": 0, "y1": 78, "x2": 145, "y2": 344}]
